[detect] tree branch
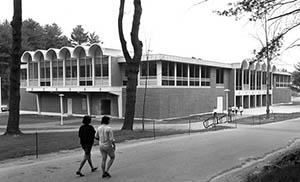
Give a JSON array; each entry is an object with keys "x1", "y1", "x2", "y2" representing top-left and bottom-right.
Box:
[
  {"x1": 130, "y1": 0, "x2": 143, "y2": 62},
  {"x1": 118, "y1": 0, "x2": 132, "y2": 61},
  {"x1": 269, "y1": 8, "x2": 300, "y2": 20}
]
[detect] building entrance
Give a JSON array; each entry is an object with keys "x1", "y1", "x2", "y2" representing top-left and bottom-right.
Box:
[{"x1": 101, "y1": 99, "x2": 111, "y2": 115}]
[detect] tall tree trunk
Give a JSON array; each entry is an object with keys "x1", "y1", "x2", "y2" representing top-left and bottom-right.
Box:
[
  {"x1": 5, "y1": 0, "x2": 22, "y2": 135},
  {"x1": 122, "y1": 63, "x2": 139, "y2": 130},
  {"x1": 118, "y1": 0, "x2": 143, "y2": 130}
]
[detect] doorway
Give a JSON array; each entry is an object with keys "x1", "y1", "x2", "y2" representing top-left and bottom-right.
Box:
[
  {"x1": 101, "y1": 99, "x2": 111, "y2": 115},
  {"x1": 216, "y1": 96, "x2": 223, "y2": 113}
]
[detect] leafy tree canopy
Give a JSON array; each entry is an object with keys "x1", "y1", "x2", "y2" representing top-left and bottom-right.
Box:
[{"x1": 70, "y1": 25, "x2": 88, "y2": 46}]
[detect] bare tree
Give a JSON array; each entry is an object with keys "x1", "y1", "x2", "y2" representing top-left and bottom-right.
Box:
[
  {"x1": 218, "y1": 0, "x2": 300, "y2": 117},
  {"x1": 5, "y1": 0, "x2": 22, "y2": 135},
  {"x1": 118, "y1": 0, "x2": 143, "y2": 130}
]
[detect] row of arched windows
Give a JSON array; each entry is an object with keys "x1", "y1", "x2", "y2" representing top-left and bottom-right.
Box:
[{"x1": 21, "y1": 44, "x2": 110, "y2": 87}]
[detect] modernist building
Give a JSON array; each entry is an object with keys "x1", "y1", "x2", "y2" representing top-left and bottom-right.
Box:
[{"x1": 19, "y1": 44, "x2": 292, "y2": 119}]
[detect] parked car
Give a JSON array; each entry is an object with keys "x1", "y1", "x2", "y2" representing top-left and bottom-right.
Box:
[{"x1": 1, "y1": 105, "x2": 9, "y2": 112}]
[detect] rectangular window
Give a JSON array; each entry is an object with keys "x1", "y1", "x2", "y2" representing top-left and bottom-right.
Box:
[
  {"x1": 102, "y1": 56, "x2": 109, "y2": 77},
  {"x1": 190, "y1": 64, "x2": 200, "y2": 86},
  {"x1": 244, "y1": 70, "x2": 249, "y2": 84},
  {"x1": 162, "y1": 61, "x2": 175, "y2": 86},
  {"x1": 176, "y1": 63, "x2": 188, "y2": 86},
  {"x1": 141, "y1": 61, "x2": 157, "y2": 77},
  {"x1": 235, "y1": 69, "x2": 242, "y2": 90},
  {"x1": 216, "y1": 68, "x2": 224, "y2": 84},
  {"x1": 262, "y1": 72, "x2": 266, "y2": 84},
  {"x1": 20, "y1": 69, "x2": 27, "y2": 80},
  {"x1": 256, "y1": 71, "x2": 261, "y2": 90},
  {"x1": 201, "y1": 66, "x2": 210, "y2": 86},
  {"x1": 250, "y1": 70, "x2": 255, "y2": 90}
]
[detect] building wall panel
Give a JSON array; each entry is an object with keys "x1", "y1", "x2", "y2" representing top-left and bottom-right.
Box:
[{"x1": 273, "y1": 88, "x2": 291, "y2": 104}]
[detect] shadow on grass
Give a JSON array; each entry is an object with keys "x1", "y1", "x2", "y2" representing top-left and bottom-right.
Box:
[{"x1": 0, "y1": 125, "x2": 232, "y2": 162}]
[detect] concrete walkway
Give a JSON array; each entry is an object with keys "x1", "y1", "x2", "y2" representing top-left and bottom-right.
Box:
[{"x1": 1, "y1": 117, "x2": 300, "y2": 182}]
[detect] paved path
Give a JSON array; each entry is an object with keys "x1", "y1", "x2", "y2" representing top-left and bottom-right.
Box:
[{"x1": 1, "y1": 118, "x2": 300, "y2": 182}]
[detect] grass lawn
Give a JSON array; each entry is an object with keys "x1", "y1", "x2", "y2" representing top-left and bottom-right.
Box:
[
  {"x1": 235, "y1": 112, "x2": 300, "y2": 125},
  {"x1": 0, "y1": 125, "x2": 231, "y2": 161},
  {"x1": 0, "y1": 114, "x2": 78, "y2": 125}
]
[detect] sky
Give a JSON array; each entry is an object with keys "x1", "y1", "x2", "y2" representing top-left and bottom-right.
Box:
[{"x1": 0, "y1": 0, "x2": 299, "y2": 71}]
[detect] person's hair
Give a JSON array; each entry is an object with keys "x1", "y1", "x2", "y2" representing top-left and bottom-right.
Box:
[
  {"x1": 82, "y1": 115, "x2": 91, "y2": 125},
  {"x1": 101, "y1": 116, "x2": 110, "y2": 125}
]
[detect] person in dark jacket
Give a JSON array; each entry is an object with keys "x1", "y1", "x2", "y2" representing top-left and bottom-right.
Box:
[{"x1": 76, "y1": 115, "x2": 97, "y2": 177}]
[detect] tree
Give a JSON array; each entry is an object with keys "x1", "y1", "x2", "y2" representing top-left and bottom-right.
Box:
[
  {"x1": 44, "y1": 23, "x2": 71, "y2": 49},
  {"x1": 218, "y1": 0, "x2": 300, "y2": 116},
  {"x1": 6, "y1": 0, "x2": 22, "y2": 135},
  {"x1": 88, "y1": 32, "x2": 102, "y2": 45},
  {"x1": 22, "y1": 18, "x2": 45, "y2": 51},
  {"x1": 118, "y1": 0, "x2": 143, "y2": 130},
  {"x1": 292, "y1": 62, "x2": 300, "y2": 87},
  {"x1": 71, "y1": 25, "x2": 88, "y2": 45}
]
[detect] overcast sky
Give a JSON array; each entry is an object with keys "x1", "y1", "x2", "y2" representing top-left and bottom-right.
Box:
[{"x1": 0, "y1": 0, "x2": 299, "y2": 71}]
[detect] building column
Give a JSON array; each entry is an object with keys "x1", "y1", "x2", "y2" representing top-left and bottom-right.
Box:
[
  {"x1": 241, "y1": 95, "x2": 244, "y2": 108},
  {"x1": 118, "y1": 94, "x2": 122, "y2": 118},
  {"x1": 36, "y1": 94, "x2": 41, "y2": 115},
  {"x1": 108, "y1": 56, "x2": 112, "y2": 87},
  {"x1": 37, "y1": 61, "x2": 41, "y2": 86},
  {"x1": 248, "y1": 95, "x2": 251, "y2": 108},
  {"x1": 50, "y1": 60, "x2": 53, "y2": 86},
  {"x1": 26, "y1": 64, "x2": 29, "y2": 87},
  {"x1": 233, "y1": 69, "x2": 236, "y2": 107},
  {"x1": 241, "y1": 69, "x2": 244, "y2": 90},
  {"x1": 77, "y1": 58, "x2": 80, "y2": 86},
  {"x1": 63, "y1": 59, "x2": 66, "y2": 86},
  {"x1": 174, "y1": 63, "x2": 177, "y2": 86},
  {"x1": 59, "y1": 94, "x2": 64, "y2": 125},
  {"x1": 92, "y1": 57, "x2": 95, "y2": 86},
  {"x1": 187, "y1": 64, "x2": 190, "y2": 86},
  {"x1": 157, "y1": 61, "x2": 162, "y2": 86},
  {"x1": 86, "y1": 94, "x2": 91, "y2": 115}
]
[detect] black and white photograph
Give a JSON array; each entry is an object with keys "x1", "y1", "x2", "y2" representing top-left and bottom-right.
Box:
[{"x1": 1, "y1": 0, "x2": 300, "y2": 181}]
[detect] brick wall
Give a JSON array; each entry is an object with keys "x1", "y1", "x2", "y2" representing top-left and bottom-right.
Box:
[
  {"x1": 129, "y1": 87, "x2": 226, "y2": 119},
  {"x1": 273, "y1": 87, "x2": 291, "y2": 104},
  {"x1": 20, "y1": 88, "x2": 37, "y2": 111}
]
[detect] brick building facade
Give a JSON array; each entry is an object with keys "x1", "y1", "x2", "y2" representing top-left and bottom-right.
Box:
[{"x1": 19, "y1": 44, "x2": 292, "y2": 119}]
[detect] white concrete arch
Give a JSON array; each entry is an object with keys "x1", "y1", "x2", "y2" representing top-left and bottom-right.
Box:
[
  {"x1": 59, "y1": 47, "x2": 73, "y2": 59},
  {"x1": 33, "y1": 50, "x2": 47, "y2": 62},
  {"x1": 249, "y1": 62, "x2": 255, "y2": 70},
  {"x1": 261, "y1": 63, "x2": 267, "y2": 71},
  {"x1": 88, "y1": 43, "x2": 103, "y2": 57},
  {"x1": 73, "y1": 45, "x2": 89, "y2": 58},
  {"x1": 21, "y1": 51, "x2": 34, "y2": 63},
  {"x1": 45, "y1": 48, "x2": 60, "y2": 61},
  {"x1": 255, "y1": 62, "x2": 262, "y2": 71},
  {"x1": 272, "y1": 65, "x2": 277, "y2": 72},
  {"x1": 241, "y1": 60, "x2": 249, "y2": 69}
]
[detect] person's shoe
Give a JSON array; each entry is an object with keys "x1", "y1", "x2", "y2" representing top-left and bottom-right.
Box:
[
  {"x1": 102, "y1": 172, "x2": 111, "y2": 178},
  {"x1": 91, "y1": 167, "x2": 98, "y2": 172},
  {"x1": 105, "y1": 172, "x2": 111, "y2": 178},
  {"x1": 76, "y1": 171, "x2": 84, "y2": 177},
  {"x1": 102, "y1": 173, "x2": 108, "y2": 178}
]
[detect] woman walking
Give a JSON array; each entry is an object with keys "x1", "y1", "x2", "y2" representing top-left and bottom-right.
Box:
[
  {"x1": 76, "y1": 115, "x2": 98, "y2": 177},
  {"x1": 95, "y1": 116, "x2": 116, "y2": 178}
]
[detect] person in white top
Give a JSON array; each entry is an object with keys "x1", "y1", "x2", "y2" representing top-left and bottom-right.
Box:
[{"x1": 95, "y1": 116, "x2": 116, "y2": 178}]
